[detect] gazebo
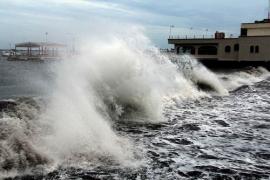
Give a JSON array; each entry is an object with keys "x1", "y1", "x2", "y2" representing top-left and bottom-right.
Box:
[{"x1": 11, "y1": 42, "x2": 66, "y2": 60}]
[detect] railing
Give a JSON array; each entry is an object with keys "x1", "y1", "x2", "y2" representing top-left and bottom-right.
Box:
[
  {"x1": 160, "y1": 48, "x2": 175, "y2": 53},
  {"x1": 168, "y1": 34, "x2": 238, "y2": 39}
]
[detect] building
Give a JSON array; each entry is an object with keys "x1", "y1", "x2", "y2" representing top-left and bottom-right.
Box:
[{"x1": 168, "y1": 19, "x2": 270, "y2": 68}]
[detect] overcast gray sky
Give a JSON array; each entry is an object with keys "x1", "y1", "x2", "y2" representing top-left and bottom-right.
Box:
[{"x1": 0, "y1": 0, "x2": 268, "y2": 48}]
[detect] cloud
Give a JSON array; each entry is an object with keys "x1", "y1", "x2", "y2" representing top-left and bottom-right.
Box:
[{"x1": 0, "y1": 0, "x2": 268, "y2": 48}]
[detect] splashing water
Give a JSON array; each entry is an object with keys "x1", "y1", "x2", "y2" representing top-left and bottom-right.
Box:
[
  {"x1": 0, "y1": 29, "x2": 270, "y2": 179},
  {"x1": 0, "y1": 31, "x2": 204, "y2": 177},
  {"x1": 217, "y1": 66, "x2": 270, "y2": 91},
  {"x1": 170, "y1": 54, "x2": 229, "y2": 95}
]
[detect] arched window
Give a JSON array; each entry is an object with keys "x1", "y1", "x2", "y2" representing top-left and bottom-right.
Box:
[
  {"x1": 255, "y1": 46, "x2": 259, "y2": 53},
  {"x1": 177, "y1": 46, "x2": 196, "y2": 54},
  {"x1": 250, "y1": 46, "x2": 254, "y2": 53},
  {"x1": 225, "y1": 46, "x2": 231, "y2": 53},
  {"x1": 182, "y1": 46, "x2": 196, "y2": 55},
  {"x1": 198, "y1": 46, "x2": 217, "y2": 55},
  {"x1": 234, "y1": 44, "x2": 239, "y2": 52}
]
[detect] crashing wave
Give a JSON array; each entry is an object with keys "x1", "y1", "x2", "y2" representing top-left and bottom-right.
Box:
[
  {"x1": 169, "y1": 54, "x2": 229, "y2": 95},
  {"x1": 217, "y1": 66, "x2": 270, "y2": 91},
  {"x1": 1, "y1": 29, "x2": 269, "y2": 178}
]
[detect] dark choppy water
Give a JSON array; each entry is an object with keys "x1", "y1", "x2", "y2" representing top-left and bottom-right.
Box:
[{"x1": 0, "y1": 57, "x2": 270, "y2": 180}]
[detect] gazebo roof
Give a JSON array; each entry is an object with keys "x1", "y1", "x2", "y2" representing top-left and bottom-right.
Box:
[{"x1": 15, "y1": 42, "x2": 66, "y2": 48}]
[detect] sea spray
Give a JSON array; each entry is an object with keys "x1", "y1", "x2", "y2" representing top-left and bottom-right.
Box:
[
  {"x1": 170, "y1": 54, "x2": 229, "y2": 95},
  {"x1": 37, "y1": 33, "x2": 210, "y2": 168},
  {"x1": 0, "y1": 98, "x2": 50, "y2": 177},
  {"x1": 217, "y1": 66, "x2": 270, "y2": 91},
  {"x1": 0, "y1": 30, "x2": 235, "y2": 177},
  {"x1": 75, "y1": 37, "x2": 204, "y2": 122}
]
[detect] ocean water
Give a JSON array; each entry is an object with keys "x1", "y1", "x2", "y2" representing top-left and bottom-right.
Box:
[{"x1": 0, "y1": 36, "x2": 270, "y2": 180}]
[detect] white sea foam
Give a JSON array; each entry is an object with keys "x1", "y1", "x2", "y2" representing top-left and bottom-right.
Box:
[
  {"x1": 39, "y1": 32, "x2": 204, "y2": 167},
  {"x1": 217, "y1": 67, "x2": 270, "y2": 91},
  {"x1": 1, "y1": 28, "x2": 269, "y2": 177},
  {"x1": 172, "y1": 55, "x2": 229, "y2": 96}
]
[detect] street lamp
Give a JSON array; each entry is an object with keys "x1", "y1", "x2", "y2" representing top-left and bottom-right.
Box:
[
  {"x1": 268, "y1": 0, "x2": 270, "y2": 19},
  {"x1": 190, "y1": 27, "x2": 193, "y2": 38},
  {"x1": 45, "y1": 32, "x2": 48, "y2": 43},
  {"x1": 169, "y1": 25, "x2": 175, "y2": 38},
  {"x1": 205, "y1": 29, "x2": 209, "y2": 38},
  {"x1": 67, "y1": 33, "x2": 77, "y2": 55}
]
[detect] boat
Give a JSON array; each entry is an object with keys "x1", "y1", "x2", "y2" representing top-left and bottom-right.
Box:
[{"x1": 1, "y1": 51, "x2": 14, "y2": 57}]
